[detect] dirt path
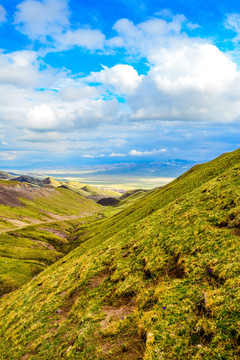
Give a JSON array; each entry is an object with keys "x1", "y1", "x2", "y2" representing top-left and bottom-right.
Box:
[{"x1": 0, "y1": 213, "x2": 94, "y2": 235}]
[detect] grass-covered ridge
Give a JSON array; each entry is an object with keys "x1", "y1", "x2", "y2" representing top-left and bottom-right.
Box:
[
  {"x1": 0, "y1": 184, "x2": 102, "y2": 296},
  {"x1": 68, "y1": 148, "x2": 240, "y2": 250},
  {"x1": 0, "y1": 149, "x2": 239, "y2": 359},
  {"x1": 0, "y1": 184, "x2": 101, "y2": 232}
]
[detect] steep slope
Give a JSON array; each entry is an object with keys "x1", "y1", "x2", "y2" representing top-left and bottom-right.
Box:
[
  {"x1": 0, "y1": 149, "x2": 239, "y2": 359},
  {"x1": 12, "y1": 175, "x2": 44, "y2": 187},
  {"x1": 0, "y1": 181, "x2": 102, "y2": 296},
  {"x1": 0, "y1": 180, "x2": 100, "y2": 231},
  {"x1": 68, "y1": 148, "x2": 240, "y2": 250},
  {"x1": 64, "y1": 183, "x2": 121, "y2": 200},
  {"x1": 0, "y1": 170, "x2": 16, "y2": 179}
]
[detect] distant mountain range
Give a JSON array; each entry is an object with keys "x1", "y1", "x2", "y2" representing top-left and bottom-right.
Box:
[
  {"x1": 96, "y1": 159, "x2": 196, "y2": 177},
  {"x1": 0, "y1": 159, "x2": 196, "y2": 179}
]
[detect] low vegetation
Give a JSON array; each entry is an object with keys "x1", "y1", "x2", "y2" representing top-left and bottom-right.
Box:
[
  {"x1": 0, "y1": 183, "x2": 102, "y2": 295},
  {"x1": 0, "y1": 149, "x2": 239, "y2": 359}
]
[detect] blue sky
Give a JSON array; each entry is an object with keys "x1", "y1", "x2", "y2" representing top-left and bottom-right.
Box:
[{"x1": 0, "y1": 0, "x2": 239, "y2": 170}]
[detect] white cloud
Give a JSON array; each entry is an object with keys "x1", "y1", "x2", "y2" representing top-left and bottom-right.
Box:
[
  {"x1": 14, "y1": 0, "x2": 70, "y2": 41},
  {"x1": 0, "y1": 151, "x2": 18, "y2": 161},
  {"x1": 105, "y1": 15, "x2": 240, "y2": 123},
  {"x1": 109, "y1": 152, "x2": 126, "y2": 157},
  {"x1": 0, "y1": 10, "x2": 239, "y2": 163},
  {"x1": 56, "y1": 28, "x2": 105, "y2": 51},
  {"x1": 58, "y1": 86, "x2": 99, "y2": 102},
  {"x1": 129, "y1": 148, "x2": 167, "y2": 156},
  {"x1": 14, "y1": 0, "x2": 105, "y2": 52},
  {"x1": 187, "y1": 22, "x2": 200, "y2": 30},
  {"x1": 108, "y1": 15, "x2": 187, "y2": 57},
  {"x1": 128, "y1": 42, "x2": 240, "y2": 122},
  {"x1": 83, "y1": 154, "x2": 105, "y2": 158},
  {"x1": 72, "y1": 98, "x2": 121, "y2": 128},
  {"x1": 88, "y1": 64, "x2": 142, "y2": 94},
  {"x1": 225, "y1": 13, "x2": 240, "y2": 41},
  {"x1": 0, "y1": 5, "x2": 6, "y2": 24},
  {"x1": 20, "y1": 130, "x2": 61, "y2": 142},
  {"x1": 0, "y1": 50, "x2": 40, "y2": 87},
  {"x1": 26, "y1": 104, "x2": 59, "y2": 130}
]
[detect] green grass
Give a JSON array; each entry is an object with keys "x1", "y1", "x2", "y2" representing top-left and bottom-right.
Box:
[
  {"x1": 0, "y1": 149, "x2": 239, "y2": 359},
  {"x1": 0, "y1": 215, "x2": 102, "y2": 297},
  {"x1": 0, "y1": 187, "x2": 101, "y2": 232},
  {"x1": 0, "y1": 185, "x2": 102, "y2": 296}
]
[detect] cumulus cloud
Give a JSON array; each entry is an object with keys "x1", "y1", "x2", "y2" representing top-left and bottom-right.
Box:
[
  {"x1": 129, "y1": 148, "x2": 167, "y2": 156},
  {"x1": 26, "y1": 104, "x2": 60, "y2": 130},
  {"x1": 0, "y1": 9, "x2": 239, "y2": 164},
  {"x1": 14, "y1": 0, "x2": 70, "y2": 41},
  {"x1": 14, "y1": 0, "x2": 105, "y2": 51},
  {"x1": 0, "y1": 5, "x2": 6, "y2": 24},
  {"x1": 58, "y1": 86, "x2": 99, "y2": 102},
  {"x1": 128, "y1": 43, "x2": 240, "y2": 122},
  {"x1": 88, "y1": 64, "x2": 142, "y2": 94},
  {"x1": 55, "y1": 28, "x2": 105, "y2": 51},
  {"x1": 108, "y1": 15, "x2": 187, "y2": 57},
  {"x1": 105, "y1": 15, "x2": 240, "y2": 123},
  {"x1": 0, "y1": 50, "x2": 40, "y2": 87}
]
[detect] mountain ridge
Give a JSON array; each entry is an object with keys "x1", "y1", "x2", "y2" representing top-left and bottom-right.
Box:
[{"x1": 0, "y1": 148, "x2": 239, "y2": 359}]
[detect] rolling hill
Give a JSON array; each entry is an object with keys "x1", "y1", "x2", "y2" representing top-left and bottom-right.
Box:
[
  {"x1": 10, "y1": 175, "x2": 121, "y2": 201},
  {"x1": 0, "y1": 148, "x2": 239, "y2": 359},
  {"x1": 0, "y1": 180, "x2": 102, "y2": 296}
]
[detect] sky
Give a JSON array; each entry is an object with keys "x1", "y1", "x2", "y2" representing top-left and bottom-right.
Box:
[{"x1": 0, "y1": 0, "x2": 240, "y2": 170}]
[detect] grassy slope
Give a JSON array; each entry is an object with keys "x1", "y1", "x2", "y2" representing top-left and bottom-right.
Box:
[
  {"x1": 68, "y1": 148, "x2": 240, "y2": 250},
  {"x1": 0, "y1": 187, "x2": 101, "y2": 295},
  {"x1": 117, "y1": 190, "x2": 148, "y2": 207},
  {"x1": 46, "y1": 178, "x2": 120, "y2": 198},
  {"x1": 0, "y1": 186, "x2": 100, "y2": 231},
  {"x1": 66, "y1": 183, "x2": 120, "y2": 198},
  {"x1": 0, "y1": 149, "x2": 239, "y2": 359}
]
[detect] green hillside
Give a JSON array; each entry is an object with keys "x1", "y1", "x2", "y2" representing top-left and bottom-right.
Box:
[
  {"x1": 0, "y1": 149, "x2": 239, "y2": 359},
  {"x1": 65, "y1": 183, "x2": 120, "y2": 199},
  {"x1": 0, "y1": 183, "x2": 102, "y2": 296},
  {"x1": 0, "y1": 182, "x2": 100, "y2": 232},
  {"x1": 118, "y1": 189, "x2": 148, "y2": 207},
  {"x1": 68, "y1": 148, "x2": 240, "y2": 250}
]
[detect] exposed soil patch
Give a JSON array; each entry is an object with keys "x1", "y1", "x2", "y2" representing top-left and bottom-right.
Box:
[
  {"x1": 100, "y1": 300, "x2": 135, "y2": 330},
  {"x1": 165, "y1": 252, "x2": 186, "y2": 279},
  {"x1": 48, "y1": 290, "x2": 80, "y2": 333},
  {"x1": 39, "y1": 227, "x2": 68, "y2": 239},
  {"x1": 39, "y1": 212, "x2": 84, "y2": 221},
  {"x1": 100, "y1": 333, "x2": 145, "y2": 360},
  {"x1": 31, "y1": 239, "x2": 56, "y2": 251},
  {"x1": 94, "y1": 296, "x2": 144, "y2": 359},
  {"x1": 21, "y1": 354, "x2": 32, "y2": 360},
  {"x1": 1, "y1": 218, "x2": 29, "y2": 227},
  {"x1": 0, "y1": 185, "x2": 55, "y2": 207},
  {"x1": 232, "y1": 228, "x2": 240, "y2": 236},
  {"x1": 89, "y1": 269, "x2": 110, "y2": 288}
]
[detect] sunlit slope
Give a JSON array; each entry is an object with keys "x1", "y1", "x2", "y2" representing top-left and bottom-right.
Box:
[
  {"x1": 69, "y1": 148, "x2": 240, "y2": 250},
  {"x1": 43, "y1": 177, "x2": 120, "y2": 198},
  {"x1": 0, "y1": 149, "x2": 239, "y2": 359},
  {"x1": 0, "y1": 183, "x2": 100, "y2": 231},
  {"x1": 0, "y1": 185, "x2": 101, "y2": 295},
  {"x1": 0, "y1": 215, "x2": 100, "y2": 297},
  {"x1": 118, "y1": 189, "x2": 148, "y2": 206},
  {"x1": 61, "y1": 182, "x2": 120, "y2": 199}
]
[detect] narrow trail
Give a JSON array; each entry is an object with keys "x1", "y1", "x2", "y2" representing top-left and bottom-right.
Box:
[{"x1": 0, "y1": 213, "x2": 94, "y2": 235}]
